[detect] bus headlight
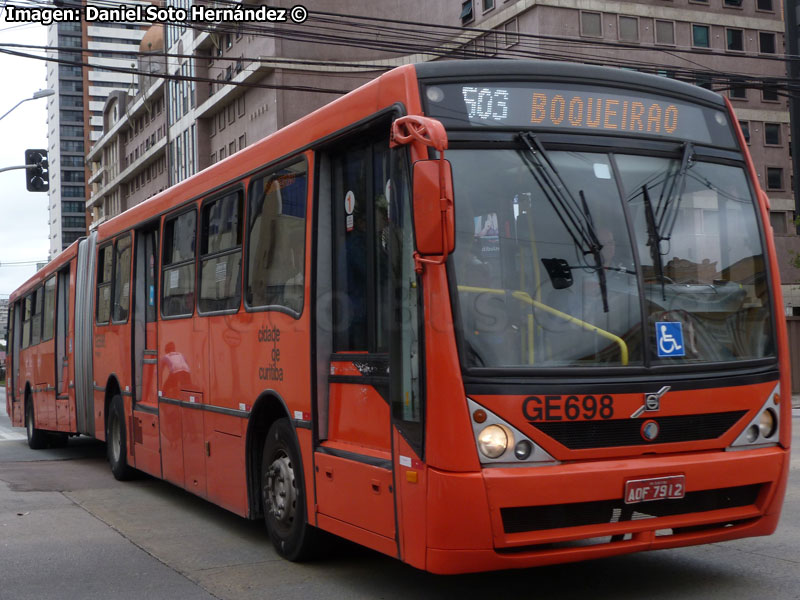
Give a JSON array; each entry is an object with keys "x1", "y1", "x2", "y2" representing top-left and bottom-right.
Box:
[
  {"x1": 758, "y1": 409, "x2": 777, "y2": 438},
  {"x1": 478, "y1": 425, "x2": 508, "y2": 459}
]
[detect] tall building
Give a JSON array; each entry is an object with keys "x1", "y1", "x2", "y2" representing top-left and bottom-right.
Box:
[{"x1": 45, "y1": 6, "x2": 147, "y2": 257}]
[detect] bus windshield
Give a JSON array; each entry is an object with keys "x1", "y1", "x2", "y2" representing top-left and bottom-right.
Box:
[{"x1": 449, "y1": 147, "x2": 775, "y2": 369}]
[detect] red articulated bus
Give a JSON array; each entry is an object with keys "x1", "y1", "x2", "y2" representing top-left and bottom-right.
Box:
[{"x1": 5, "y1": 60, "x2": 791, "y2": 574}]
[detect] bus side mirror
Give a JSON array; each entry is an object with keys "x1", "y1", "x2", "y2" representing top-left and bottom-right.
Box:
[{"x1": 413, "y1": 159, "x2": 454, "y2": 257}]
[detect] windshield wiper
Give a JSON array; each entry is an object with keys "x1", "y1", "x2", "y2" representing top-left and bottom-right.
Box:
[
  {"x1": 641, "y1": 184, "x2": 667, "y2": 301},
  {"x1": 517, "y1": 132, "x2": 609, "y2": 312},
  {"x1": 657, "y1": 142, "x2": 694, "y2": 243}
]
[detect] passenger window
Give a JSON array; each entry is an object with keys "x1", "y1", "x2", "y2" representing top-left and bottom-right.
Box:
[
  {"x1": 31, "y1": 287, "x2": 42, "y2": 346},
  {"x1": 162, "y1": 210, "x2": 197, "y2": 317},
  {"x1": 199, "y1": 190, "x2": 243, "y2": 313},
  {"x1": 96, "y1": 244, "x2": 113, "y2": 324},
  {"x1": 112, "y1": 235, "x2": 132, "y2": 323},
  {"x1": 22, "y1": 295, "x2": 32, "y2": 348},
  {"x1": 42, "y1": 276, "x2": 56, "y2": 341},
  {"x1": 247, "y1": 160, "x2": 307, "y2": 313}
]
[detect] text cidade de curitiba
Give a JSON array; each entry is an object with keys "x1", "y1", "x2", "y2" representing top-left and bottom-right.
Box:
[{"x1": 5, "y1": 4, "x2": 309, "y2": 26}]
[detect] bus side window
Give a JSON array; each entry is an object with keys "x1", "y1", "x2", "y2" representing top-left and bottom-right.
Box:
[
  {"x1": 246, "y1": 160, "x2": 307, "y2": 314},
  {"x1": 112, "y1": 235, "x2": 132, "y2": 323},
  {"x1": 42, "y1": 276, "x2": 56, "y2": 341},
  {"x1": 96, "y1": 244, "x2": 113, "y2": 324},
  {"x1": 199, "y1": 189, "x2": 243, "y2": 313},
  {"x1": 22, "y1": 295, "x2": 32, "y2": 349},
  {"x1": 161, "y1": 210, "x2": 197, "y2": 318},
  {"x1": 30, "y1": 287, "x2": 43, "y2": 346}
]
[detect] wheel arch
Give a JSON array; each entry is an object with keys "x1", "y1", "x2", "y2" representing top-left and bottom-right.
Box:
[{"x1": 245, "y1": 390, "x2": 293, "y2": 519}]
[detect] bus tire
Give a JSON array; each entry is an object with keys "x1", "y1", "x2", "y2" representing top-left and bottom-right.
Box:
[
  {"x1": 25, "y1": 396, "x2": 47, "y2": 450},
  {"x1": 106, "y1": 395, "x2": 134, "y2": 481},
  {"x1": 261, "y1": 418, "x2": 317, "y2": 561}
]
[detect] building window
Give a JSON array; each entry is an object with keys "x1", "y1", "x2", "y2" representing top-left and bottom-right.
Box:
[
  {"x1": 729, "y1": 80, "x2": 747, "y2": 100},
  {"x1": 762, "y1": 86, "x2": 779, "y2": 101},
  {"x1": 692, "y1": 24, "x2": 710, "y2": 48},
  {"x1": 483, "y1": 0, "x2": 494, "y2": 12},
  {"x1": 759, "y1": 32, "x2": 776, "y2": 54},
  {"x1": 460, "y1": 1, "x2": 473, "y2": 25},
  {"x1": 655, "y1": 20, "x2": 675, "y2": 45},
  {"x1": 695, "y1": 74, "x2": 713, "y2": 90},
  {"x1": 618, "y1": 16, "x2": 638, "y2": 42},
  {"x1": 739, "y1": 120, "x2": 750, "y2": 143},
  {"x1": 765, "y1": 123, "x2": 781, "y2": 145},
  {"x1": 726, "y1": 28, "x2": 744, "y2": 51},
  {"x1": 724, "y1": 0, "x2": 743, "y2": 6},
  {"x1": 757, "y1": 0, "x2": 773, "y2": 10},
  {"x1": 766, "y1": 167, "x2": 783, "y2": 190},
  {"x1": 581, "y1": 12, "x2": 602, "y2": 37},
  {"x1": 503, "y1": 19, "x2": 519, "y2": 47},
  {"x1": 770, "y1": 211, "x2": 788, "y2": 234}
]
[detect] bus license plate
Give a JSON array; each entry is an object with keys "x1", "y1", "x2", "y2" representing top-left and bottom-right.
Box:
[{"x1": 624, "y1": 475, "x2": 685, "y2": 504}]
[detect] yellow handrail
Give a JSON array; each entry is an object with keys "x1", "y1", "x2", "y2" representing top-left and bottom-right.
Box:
[{"x1": 456, "y1": 285, "x2": 629, "y2": 365}]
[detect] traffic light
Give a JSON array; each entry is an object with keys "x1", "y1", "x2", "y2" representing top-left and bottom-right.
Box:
[{"x1": 24, "y1": 149, "x2": 49, "y2": 192}]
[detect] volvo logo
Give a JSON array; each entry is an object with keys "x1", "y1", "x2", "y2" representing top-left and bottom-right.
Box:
[
  {"x1": 641, "y1": 420, "x2": 660, "y2": 442},
  {"x1": 631, "y1": 386, "x2": 671, "y2": 418}
]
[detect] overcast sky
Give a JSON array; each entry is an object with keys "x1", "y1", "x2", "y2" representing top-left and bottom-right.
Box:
[{"x1": 0, "y1": 13, "x2": 49, "y2": 299}]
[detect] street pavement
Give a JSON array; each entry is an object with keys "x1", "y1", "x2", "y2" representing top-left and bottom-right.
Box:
[{"x1": 1, "y1": 386, "x2": 799, "y2": 600}]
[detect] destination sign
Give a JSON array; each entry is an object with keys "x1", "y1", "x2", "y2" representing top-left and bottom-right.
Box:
[{"x1": 424, "y1": 82, "x2": 736, "y2": 148}]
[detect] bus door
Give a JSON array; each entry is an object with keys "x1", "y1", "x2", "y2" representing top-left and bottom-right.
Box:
[
  {"x1": 314, "y1": 134, "x2": 396, "y2": 543},
  {"x1": 55, "y1": 266, "x2": 71, "y2": 430},
  {"x1": 131, "y1": 224, "x2": 162, "y2": 477}
]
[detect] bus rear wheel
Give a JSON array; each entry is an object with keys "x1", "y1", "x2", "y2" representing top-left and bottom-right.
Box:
[
  {"x1": 261, "y1": 418, "x2": 317, "y2": 561},
  {"x1": 106, "y1": 395, "x2": 134, "y2": 481},
  {"x1": 25, "y1": 397, "x2": 47, "y2": 450}
]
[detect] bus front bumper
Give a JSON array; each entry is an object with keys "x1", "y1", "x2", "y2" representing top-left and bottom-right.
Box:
[{"x1": 424, "y1": 446, "x2": 789, "y2": 574}]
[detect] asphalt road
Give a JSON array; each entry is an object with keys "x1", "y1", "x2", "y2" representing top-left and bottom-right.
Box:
[{"x1": 1, "y1": 386, "x2": 799, "y2": 600}]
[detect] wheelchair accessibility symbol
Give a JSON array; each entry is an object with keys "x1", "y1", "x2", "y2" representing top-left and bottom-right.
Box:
[{"x1": 656, "y1": 322, "x2": 685, "y2": 357}]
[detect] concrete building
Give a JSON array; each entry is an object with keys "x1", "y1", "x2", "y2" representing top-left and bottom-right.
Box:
[
  {"x1": 45, "y1": 3, "x2": 147, "y2": 256},
  {"x1": 87, "y1": 26, "x2": 169, "y2": 225}
]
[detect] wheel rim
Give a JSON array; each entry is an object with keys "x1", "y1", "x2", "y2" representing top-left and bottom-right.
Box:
[
  {"x1": 265, "y1": 449, "x2": 297, "y2": 532},
  {"x1": 110, "y1": 413, "x2": 121, "y2": 464}
]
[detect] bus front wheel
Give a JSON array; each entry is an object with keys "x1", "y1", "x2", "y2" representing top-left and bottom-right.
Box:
[
  {"x1": 106, "y1": 395, "x2": 134, "y2": 480},
  {"x1": 261, "y1": 418, "x2": 317, "y2": 561},
  {"x1": 25, "y1": 396, "x2": 47, "y2": 450}
]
